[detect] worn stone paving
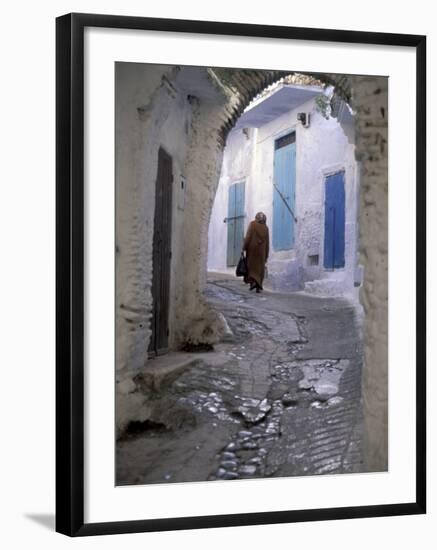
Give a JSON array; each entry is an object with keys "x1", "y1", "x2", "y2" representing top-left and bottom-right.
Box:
[{"x1": 116, "y1": 274, "x2": 365, "y2": 485}]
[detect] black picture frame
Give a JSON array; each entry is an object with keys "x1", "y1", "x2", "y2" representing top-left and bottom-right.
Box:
[{"x1": 56, "y1": 12, "x2": 426, "y2": 537}]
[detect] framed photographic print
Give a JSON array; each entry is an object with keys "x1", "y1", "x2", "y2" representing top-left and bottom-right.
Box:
[{"x1": 56, "y1": 12, "x2": 426, "y2": 536}]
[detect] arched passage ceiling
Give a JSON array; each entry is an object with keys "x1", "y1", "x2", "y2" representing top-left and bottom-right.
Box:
[{"x1": 209, "y1": 68, "x2": 352, "y2": 143}]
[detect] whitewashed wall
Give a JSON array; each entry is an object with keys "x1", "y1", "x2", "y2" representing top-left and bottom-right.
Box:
[
  {"x1": 115, "y1": 63, "x2": 192, "y2": 427},
  {"x1": 115, "y1": 64, "x2": 231, "y2": 431},
  {"x1": 208, "y1": 127, "x2": 257, "y2": 272}
]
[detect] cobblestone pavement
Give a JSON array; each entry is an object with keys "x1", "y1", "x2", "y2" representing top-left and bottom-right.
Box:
[{"x1": 116, "y1": 273, "x2": 365, "y2": 485}]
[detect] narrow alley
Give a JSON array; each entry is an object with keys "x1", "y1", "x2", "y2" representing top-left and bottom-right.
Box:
[{"x1": 117, "y1": 274, "x2": 364, "y2": 485}]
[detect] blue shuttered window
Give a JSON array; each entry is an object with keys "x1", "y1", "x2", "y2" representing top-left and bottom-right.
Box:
[
  {"x1": 226, "y1": 181, "x2": 245, "y2": 266},
  {"x1": 273, "y1": 132, "x2": 296, "y2": 251}
]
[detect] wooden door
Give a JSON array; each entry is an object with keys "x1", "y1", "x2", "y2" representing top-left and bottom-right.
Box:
[
  {"x1": 226, "y1": 181, "x2": 245, "y2": 266},
  {"x1": 149, "y1": 147, "x2": 173, "y2": 355},
  {"x1": 273, "y1": 132, "x2": 296, "y2": 251},
  {"x1": 323, "y1": 171, "x2": 345, "y2": 269}
]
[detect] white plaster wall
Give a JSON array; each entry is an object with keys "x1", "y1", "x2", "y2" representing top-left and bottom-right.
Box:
[
  {"x1": 115, "y1": 63, "x2": 195, "y2": 428},
  {"x1": 115, "y1": 64, "x2": 231, "y2": 431},
  {"x1": 208, "y1": 97, "x2": 358, "y2": 296},
  {"x1": 208, "y1": 127, "x2": 257, "y2": 272},
  {"x1": 116, "y1": 63, "x2": 192, "y2": 372},
  {"x1": 295, "y1": 100, "x2": 358, "y2": 295}
]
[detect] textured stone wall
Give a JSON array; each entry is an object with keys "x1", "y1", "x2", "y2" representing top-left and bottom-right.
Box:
[
  {"x1": 115, "y1": 63, "x2": 193, "y2": 426},
  {"x1": 350, "y1": 76, "x2": 389, "y2": 471},
  {"x1": 115, "y1": 65, "x2": 233, "y2": 431},
  {"x1": 116, "y1": 64, "x2": 388, "y2": 474}
]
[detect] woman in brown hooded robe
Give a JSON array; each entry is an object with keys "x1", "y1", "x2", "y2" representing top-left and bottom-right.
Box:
[{"x1": 242, "y1": 212, "x2": 269, "y2": 293}]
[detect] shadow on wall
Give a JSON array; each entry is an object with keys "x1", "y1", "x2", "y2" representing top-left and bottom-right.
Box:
[{"x1": 24, "y1": 514, "x2": 55, "y2": 531}]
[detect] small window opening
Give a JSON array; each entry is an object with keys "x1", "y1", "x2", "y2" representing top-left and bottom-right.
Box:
[{"x1": 275, "y1": 131, "x2": 296, "y2": 150}]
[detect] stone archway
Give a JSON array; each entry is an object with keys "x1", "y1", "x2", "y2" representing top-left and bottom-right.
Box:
[
  {"x1": 115, "y1": 64, "x2": 387, "y2": 472},
  {"x1": 171, "y1": 69, "x2": 354, "y2": 346}
]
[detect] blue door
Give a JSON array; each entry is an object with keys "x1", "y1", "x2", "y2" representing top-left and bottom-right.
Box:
[
  {"x1": 273, "y1": 132, "x2": 296, "y2": 250},
  {"x1": 324, "y1": 172, "x2": 345, "y2": 269},
  {"x1": 226, "y1": 181, "x2": 245, "y2": 266}
]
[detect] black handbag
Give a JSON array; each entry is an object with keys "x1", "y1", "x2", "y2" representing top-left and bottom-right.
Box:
[{"x1": 236, "y1": 253, "x2": 248, "y2": 277}]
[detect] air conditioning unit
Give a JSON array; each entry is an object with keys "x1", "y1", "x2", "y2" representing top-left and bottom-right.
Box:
[{"x1": 297, "y1": 112, "x2": 310, "y2": 128}]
